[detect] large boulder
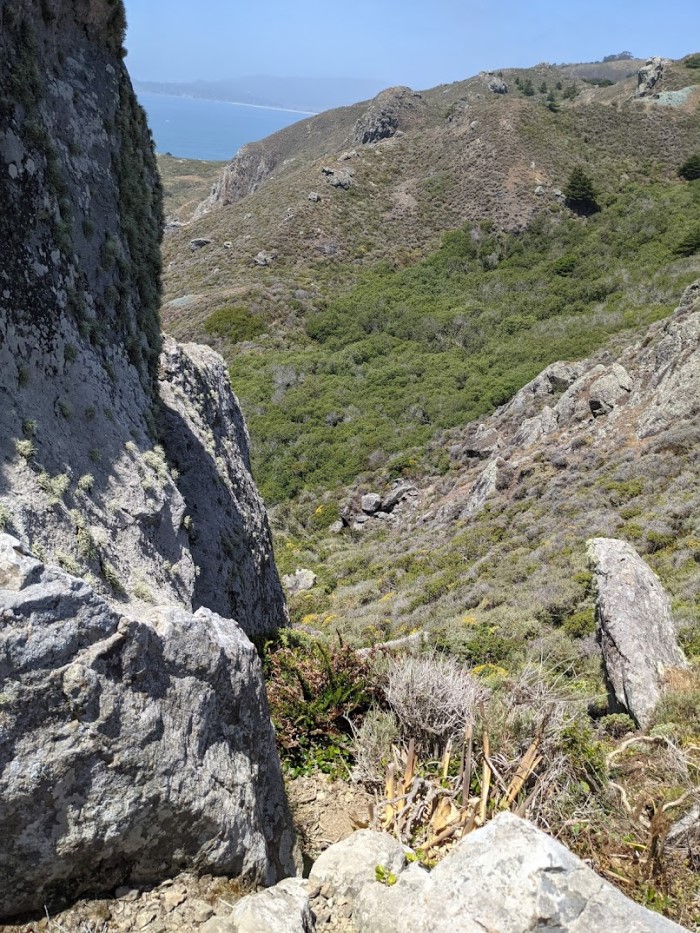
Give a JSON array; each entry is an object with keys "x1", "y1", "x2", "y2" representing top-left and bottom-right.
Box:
[
  {"x1": 0, "y1": 535, "x2": 296, "y2": 921},
  {"x1": 352, "y1": 814, "x2": 684, "y2": 932},
  {"x1": 588, "y1": 538, "x2": 687, "y2": 728}
]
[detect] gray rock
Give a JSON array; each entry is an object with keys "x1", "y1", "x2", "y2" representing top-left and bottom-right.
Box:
[
  {"x1": 0, "y1": 536, "x2": 296, "y2": 920},
  {"x1": 309, "y1": 830, "x2": 406, "y2": 902},
  {"x1": 308, "y1": 191, "x2": 321, "y2": 202},
  {"x1": 487, "y1": 76, "x2": 509, "y2": 94},
  {"x1": 464, "y1": 458, "x2": 501, "y2": 516},
  {"x1": 462, "y1": 428, "x2": 501, "y2": 460},
  {"x1": 327, "y1": 170, "x2": 353, "y2": 190},
  {"x1": 338, "y1": 149, "x2": 358, "y2": 161},
  {"x1": 253, "y1": 250, "x2": 275, "y2": 266},
  {"x1": 361, "y1": 493, "x2": 383, "y2": 514},
  {"x1": 354, "y1": 86, "x2": 424, "y2": 145},
  {"x1": 588, "y1": 363, "x2": 633, "y2": 416},
  {"x1": 380, "y1": 482, "x2": 416, "y2": 513},
  {"x1": 637, "y1": 57, "x2": 666, "y2": 97},
  {"x1": 588, "y1": 538, "x2": 687, "y2": 728},
  {"x1": 230, "y1": 878, "x2": 313, "y2": 933},
  {"x1": 282, "y1": 569, "x2": 318, "y2": 595},
  {"x1": 353, "y1": 814, "x2": 684, "y2": 932},
  {"x1": 190, "y1": 237, "x2": 212, "y2": 251},
  {"x1": 158, "y1": 339, "x2": 288, "y2": 638}
]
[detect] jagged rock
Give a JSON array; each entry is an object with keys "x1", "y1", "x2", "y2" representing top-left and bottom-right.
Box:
[
  {"x1": 513, "y1": 405, "x2": 558, "y2": 448},
  {"x1": 464, "y1": 458, "x2": 501, "y2": 516},
  {"x1": 361, "y1": 493, "x2": 383, "y2": 514},
  {"x1": 637, "y1": 57, "x2": 666, "y2": 97},
  {"x1": 194, "y1": 144, "x2": 278, "y2": 217},
  {"x1": 462, "y1": 428, "x2": 501, "y2": 460},
  {"x1": 308, "y1": 191, "x2": 321, "y2": 202},
  {"x1": 352, "y1": 814, "x2": 684, "y2": 932},
  {"x1": 323, "y1": 168, "x2": 353, "y2": 189},
  {"x1": 158, "y1": 339, "x2": 288, "y2": 637},
  {"x1": 588, "y1": 538, "x2": 688, "y2": 728},
  {"x1": 228, "y1": 878, "x2": 313, "y2": 933},
  {"x1": 354, "y1": 87, "x2": 423, "y2": 145},
  {"x1": 190, "y1": 237, "x2": 212, "y2": 251},
  {"x1": 309, "y1": 830, "x2": 406, "y2": 902},
  {"x1": 588, "y1": 363, "x2": 633, "y2": 416},
  {"x1": 638, "y1": 284, "x2": 700, "y2": 438},
  {"x1": 380, "y1": 482, "x2": 416, "y2": 512},
  {"x1": 253, "y1": 250, "x2": 275, "y2": 266},
  {"x1": 501, "y1": 361, "x2": 584, "y2": 421},
  {"x1": 486, "y1": 76, "x2": 509, "y2": 94},
  {"x1": 282, "y1": 569, "x2": 317, "y2": 595},
  {"x1": 0, "y1": 535, "x2": 295, "y2": 921}
]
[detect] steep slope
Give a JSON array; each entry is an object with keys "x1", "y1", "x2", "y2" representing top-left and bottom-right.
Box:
[
  {"x1": 276, "y1": 282, "x2": 700, "y2": 657},
  {"x1": 163, "y1": 55, "x2": 700, "y2": 334},
  {"x1": 159, "y1": 55, "x2": 700, "y2": 504},
  {"x1": 0, "y1": 0, "x2": 286, "y2": 634}
]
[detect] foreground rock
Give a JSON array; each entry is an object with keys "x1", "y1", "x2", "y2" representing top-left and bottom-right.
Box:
[
  {"x1": 352, "y1": 815, "x2": 684, "y2": 932},
  {"x1": 588, "y1": 537, "x2": 687, "y2": 728},
  {"x1": 0, "y1": 536, "x2": 295, "y2": 921}
]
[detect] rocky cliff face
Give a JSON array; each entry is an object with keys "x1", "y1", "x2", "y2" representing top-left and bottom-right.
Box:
[
  {"x1": 0, "y1": 0, "x2": 286, "y2": 635},
  {"x1": 0, "y1": 0, "x2": 294, "y2": 919}
]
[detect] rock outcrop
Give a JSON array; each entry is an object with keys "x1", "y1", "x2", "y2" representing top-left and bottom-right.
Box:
[
  {"x1": 354, "y1": 87, "x2": 424, "y2": 145},
  {"x1": 0, "y1": 1, "x2": 287, "y2": 636},
  {"x1": 637, "y1": 57, "x2": 667, "y2": 97},
  {"x1": 588, "y1": 537, "x2": 687, "y2": 728},
  {"x1": 194, "y1": 143, "x2": 280, "y2": 218},
  {"x1": 203, "y1": 818, "x2": 684, "y2": 932},
  {"x1": 351, "y1": 815, "x2": 683, "y2": 932},
  {"x1": 428, "y1": 281, "x2": 700, "y2": 525},
  {"x1": 0, "y1": 535, "x2": 295, "y2": 920}
]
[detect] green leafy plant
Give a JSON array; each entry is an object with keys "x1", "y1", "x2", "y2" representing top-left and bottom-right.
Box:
[{"x1": 264, "y1": 634, "x2": 374, "y2": 775}]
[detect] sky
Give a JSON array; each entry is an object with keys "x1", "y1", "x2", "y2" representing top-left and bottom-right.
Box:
[{"x1": 123, "y1": 0, "x2": 700, "y2": 90}]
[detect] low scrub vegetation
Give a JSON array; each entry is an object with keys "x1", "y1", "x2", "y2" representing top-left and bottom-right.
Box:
[{"x1": 230, "y1": 179, "x2": 700, "y2": 503}]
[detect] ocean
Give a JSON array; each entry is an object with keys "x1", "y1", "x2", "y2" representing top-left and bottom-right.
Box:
[{"x1": 137, "y1": 91, "x2": 312, "y2": 162}]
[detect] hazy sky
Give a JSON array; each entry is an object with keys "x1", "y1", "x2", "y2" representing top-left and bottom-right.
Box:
[{"x1": 123, "y1": 0, "x2": 700, "y2": 89}]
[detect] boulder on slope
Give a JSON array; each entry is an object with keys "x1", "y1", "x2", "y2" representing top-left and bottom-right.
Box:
[{"x1": 588, "y1": 537, "x2": 687, "y2": 728}]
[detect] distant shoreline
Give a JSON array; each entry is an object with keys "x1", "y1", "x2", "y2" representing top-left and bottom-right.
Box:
[{"x1": 136, "y1": 89, "x2": 318, "y2": 117}]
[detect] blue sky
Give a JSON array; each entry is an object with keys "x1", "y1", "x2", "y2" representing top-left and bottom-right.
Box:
[{"x1": 123, "y1": 0, "x2": 700, "y2": 89}]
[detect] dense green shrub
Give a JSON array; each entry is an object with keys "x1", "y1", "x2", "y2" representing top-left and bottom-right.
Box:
[
  {"x1": 228, "y1": 181, "x2": 699, "y2": 503},
  {"x1": 264, "y1": 635, "x2": 374, "y2": 775},
  {"x1": 685, "y1": 54, "x2": 700, "y2": 69},
  {"x1": 204, "y1": 305, "x2": 266, "y2": 343},
  {"x1": 678, "y1": 154, "x2": 700, "y2": 181},
  {"x1": 674, "y1": 224, "x2": 700, "y2": 257}
]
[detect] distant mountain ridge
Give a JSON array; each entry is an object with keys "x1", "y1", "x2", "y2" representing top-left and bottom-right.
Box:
[{"x1": 134, "y1": 75, "x2": 387, "y2": 114}]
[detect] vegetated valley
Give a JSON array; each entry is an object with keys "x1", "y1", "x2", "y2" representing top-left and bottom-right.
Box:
[{"x1": 159, "y1": 52, "x2": 700, "y2": 927}]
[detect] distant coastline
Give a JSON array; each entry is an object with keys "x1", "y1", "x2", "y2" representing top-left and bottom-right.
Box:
[{"x1": 136, "y1": 89, "x2": 318, "y2": 117}]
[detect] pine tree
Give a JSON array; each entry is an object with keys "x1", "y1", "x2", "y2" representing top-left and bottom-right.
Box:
[
  {"x1": 678, "y1": 154, "x2": 700, "y2": 181},
  {"x1": 563, "y1": 167, "x2": 599, "y2": 215}
]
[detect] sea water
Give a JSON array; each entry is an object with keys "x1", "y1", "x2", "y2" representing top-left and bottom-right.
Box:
[{"x1": 137, "y1": 92, "x2": 312, "y2": 161}]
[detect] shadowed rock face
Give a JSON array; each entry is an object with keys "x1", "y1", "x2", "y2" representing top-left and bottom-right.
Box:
[
  {"x1": 0, "y1": 536, "x2": 296, "y2": 920},
  {"x1": 588, "y1": 537, "x2": 688, "y2": 728},
  {"x1": 158, "y1": 339, "x2": 288, "y2": 636}
]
